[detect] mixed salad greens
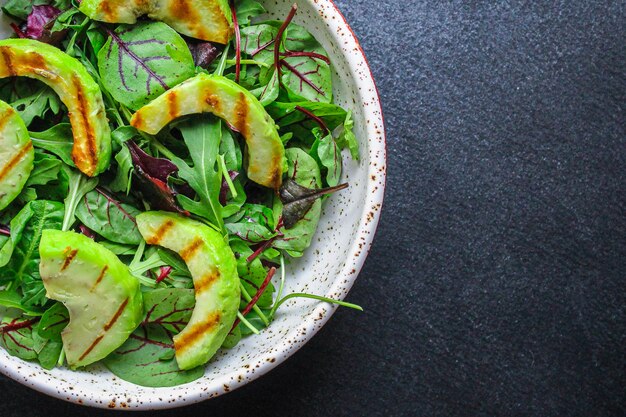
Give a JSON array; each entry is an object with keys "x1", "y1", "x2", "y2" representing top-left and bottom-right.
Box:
[{"x1": 0, "y1": 0, "x2": 361, "y2": 387}]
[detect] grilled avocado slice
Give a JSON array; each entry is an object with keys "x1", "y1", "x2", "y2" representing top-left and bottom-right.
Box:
[
  {"x1": 0, "y1": 39, "x2": 111, "y2": 177},
  {"x1": 39, "y1": 230, "x2": 143, "y2": 368},
  {"x1": 131, "y1": 73, "x2": 286, "y2": 189},
  {"x1": 79, "y1": 0, "x2": 233, "y2": 44},
  {"x1": 136, "y1": 211, "x2": 239, "y2": 370},
  {"x1": 0, "y1": 100, "x2": 33, "y2": 210}
]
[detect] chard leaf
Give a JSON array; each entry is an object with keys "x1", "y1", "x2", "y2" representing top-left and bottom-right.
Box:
[
  {"x1": 75, "y1": 188, "x2": 143, "y2": 245},
  {"x1": 273, "y1": 149, "x2": 322, "y2": 254},
  {"x1": 173, "y1": 116, "x2": 224, "y2": 232},
  {"x1": 230, "y1": 239, "x2": 275, "y2": 308},
  {"x1": 250, "y1": 68, "x2": 279, "y2": 105},
  {"x1": 241, "y1": 23, "x2": 277, "y2": 66},
  {"x1": 103, "y1": 288, "x2": 203, "y2": 388},
  {"x1": 0, "y1": 316, "x2": 38, "y2": 360},
  {"x1": 30, "y1": 124, "x2": 75, "y2": 167},
  {"x1": 98, "y1": 22, "x2": 196, "y2": 110},
  {"x1": 279, "y1": 24, "x2": 332, "y2": 103}
]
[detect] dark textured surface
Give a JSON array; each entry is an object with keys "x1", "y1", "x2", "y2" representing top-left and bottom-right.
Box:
[{"x1": 2, "y1": 1, "x2": 625, "y2": 416}]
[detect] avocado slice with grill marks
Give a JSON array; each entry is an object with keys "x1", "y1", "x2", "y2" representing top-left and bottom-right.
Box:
[
  {"x1": 79, "y1": 0, "x2": 233, "y2": 44},
  {"x1": 136, "y1": 211, "x2": 240, "y2": 370},
  {"x1": 0, "y1": 39, "x2": 111, "y2": 177},
  {"x1": 131, "y1": 73, "x2": 286, "y2": 189},
  {"x1": 39, "y1": 230, "x2": 143, "y2": 368},
  {"x1": 0, "y1": 100, "x2": 33, "y2": 210}
]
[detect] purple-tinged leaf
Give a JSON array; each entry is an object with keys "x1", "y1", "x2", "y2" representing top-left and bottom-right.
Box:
[
  {"x1": 220, "y1": 170, "x2": 239, "y2": 205},
  {"x1": 133, "y1": 165, "x2": 189, "y2": 215},
  {"x1": 127, "y1": 141, "x2": 178, "y2": 183},
  {"x1": 188, "y1": 41, "x2": 219, "y2": 69},
  {"x1": 25, "y1": 5, "x2": 60, "y2": 39},
  {"x1": 279, "y1": 178, "x2": 348, "y2": 228}
]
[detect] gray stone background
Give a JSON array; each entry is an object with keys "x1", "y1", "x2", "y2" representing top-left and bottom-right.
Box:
[{"x1": 1, "y1": 0, "x2": 625, "y2": 416}]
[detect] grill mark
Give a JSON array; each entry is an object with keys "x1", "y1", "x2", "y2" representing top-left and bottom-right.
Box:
[
  {"x1": 0, "y1": 141, "x2": 33, "y2": 182},
  {"x1": 170, "y1": 0, "x2": 195, "y2": 22},
  {"x1": 194, "y1": 270, "x2": 220, "y2": 294},
  {"x1": 99, "y1": 0, "x2": 117, "y2": 21},
  {"x1": 233, "y1": 93, "x2": 249, "y2": 137},
  {"x1": 17, "y1": 51, "x2": 46, "y2": 70},
  {"x1": 167, "y1": 91, "x2": 179, "y2": 120},
  {"x1": 0, "y1": 47, "x2": 16, "y2": 76},
  {"x1": 90, "y1": 265, "x2": 109, "y2": 292},
  {"x1": 179, "y1": 237, "x2": 204, "y2": 262},
  {"x1": 145, "y1": 219, "x2": 175, "y2": 245},
  {"x1": 104, "y1": 298, "x2": 129, "y2": 331},
  {"x1": 0, "y1": 109, "x2": 11, "y2": 131},
  {"x1": 78, "y1": 335, "x2": 104, "y2": 361},
  {"x1": 72, "y1": 75, "x2": 97, "y2": 176},
  {"x1": 205, "y1": 94, "x2": 221, "y2": 113},
  {"x1": 130, "y1": 111, "x2": 143, "y2": 129},
  {"x1": 60, "y1": 248, "x2": 78, "y2": 271},
  {"x1": 174, "y1": 312, "x2": 221, "y2": 354},
  {"x1": 77, "y1": 298, "x2": 129, "y2": 362}
]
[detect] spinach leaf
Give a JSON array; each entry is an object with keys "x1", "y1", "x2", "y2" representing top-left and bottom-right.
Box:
[
  {"x1": 226, "y1": 204, "x2": 277, "y2": 243},
  {"x1": 314, "y1": 128, "x2": 342, "y2": 187},
  {"x1": 103, "y1": 288, "x2": 204, "y2": 387},
  {"x1": 98, "y1": 22, "x2": 196, "y2": 110},
  {"x1": 173, "y1": 116, "x2": 224, "y2": 232},
  {"x1": 37, "y1": 302, "x2": 68, "y2": 340},
  {"x1": 273, "y1": 149, "x2": 322, "y2": 256},
  {"x1": 75, "y1": 189, "x2": 143, "y2": 245},
  {"x1": 335, "y1": 110, "x2": 360, "y2": 161}
]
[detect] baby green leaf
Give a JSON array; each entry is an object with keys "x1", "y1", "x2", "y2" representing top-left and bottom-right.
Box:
[
  {"x1": 30, "y1": 124, "x2": 75, "y2": 167},
  {"x1": 75, "y1": 188, "x2": 143, "y2": 245},
  {"x1": 98, "y1": 22, "x2": 196, "y2": 110}
]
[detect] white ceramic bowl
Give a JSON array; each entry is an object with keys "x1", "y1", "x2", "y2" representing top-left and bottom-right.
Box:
[{"x1": 0, "y1": 0, "x2": 386, "y2": 409}]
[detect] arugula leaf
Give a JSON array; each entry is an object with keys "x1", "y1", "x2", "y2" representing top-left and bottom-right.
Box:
[
  {"x1": 75, "y1": 189, "x2": 143, "y2": 245},
  {"x1": 98, "y1": 22, "x2": 196, "y2": 110},
  {"x1": 61, "y1": 165, "x2": 98, "y2": 232},
  {"x1": 173, "y1": 116, "x2": 224, "y2": 232},
  {"x1": 0, "y1": 289, "x2": 44, "y2": 316},
  {"x1": 9, "y1": 85, "x2": 61, "y2": 127},
  {"x1": 25, "y1": 152, "x2": 62, "y2": 188},
  {"x1": 103, "y1": 288, "x2": 204, "y2": 387},
  {"x1": 29, "y1": 125, "x2": 75, "y2": 166}
]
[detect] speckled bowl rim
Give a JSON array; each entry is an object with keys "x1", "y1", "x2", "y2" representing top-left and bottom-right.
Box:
[{"x1": 0, "y1": 0, "x2": 386, "y2": 409}]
